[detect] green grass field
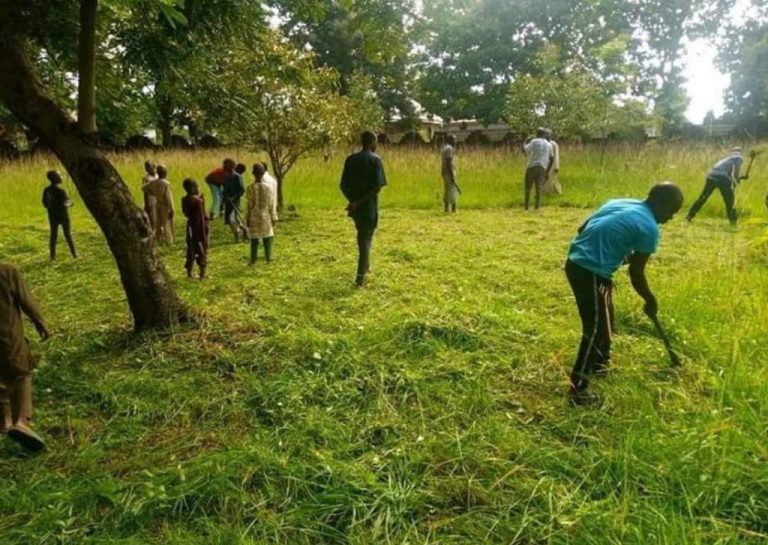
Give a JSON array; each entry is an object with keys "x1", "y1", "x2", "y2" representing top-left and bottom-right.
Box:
[{"x1": 0, "y1": 145, "x2": 767, "y2": 544}]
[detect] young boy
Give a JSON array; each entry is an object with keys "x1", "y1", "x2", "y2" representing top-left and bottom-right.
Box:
[
  {"x1": 143, "y1": 164, "x2": 175, "y2": 244},
  {"x1": 223, "y1": 163, "x2": 248, "y2": 242},
  {"x1": 141, "y1": 160, "x2": 158, "y2": 219},
  {"x1": 246, "y1": 163, "x2": 278, "y2": 264},
  {"x1": 181, "y1": 179, "x2": 209, "y2": 280},
  {"x1": 0, "y1": 263, "x2": 51, "y2": 451},
  {"x1": 42, "y1": 170, "x2": 77, "y2": 260}
]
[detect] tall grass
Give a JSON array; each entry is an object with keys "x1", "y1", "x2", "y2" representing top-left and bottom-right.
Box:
[{"x1": 0, "y1": 142, "x2": 765, "y2": 229}]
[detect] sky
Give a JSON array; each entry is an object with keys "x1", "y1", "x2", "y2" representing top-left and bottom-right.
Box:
[
  {"x1": 682, "y1": 0, "x2": 757, "y2": 124},
  {"x1": 682, "y1": 40, "x2": 728, "y2": 124}
]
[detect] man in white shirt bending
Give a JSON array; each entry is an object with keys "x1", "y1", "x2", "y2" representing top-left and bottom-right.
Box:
[{"x1": 523, "y1": 128, "x2": 554, "y2": 210}]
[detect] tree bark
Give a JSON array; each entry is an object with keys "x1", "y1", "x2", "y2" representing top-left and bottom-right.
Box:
[
  {"x1": 0, "y1": 34, "x2": 187, "y2": 331},
  {"x1": 77, "y1": 0, "x2": 98, "y2": 134}
]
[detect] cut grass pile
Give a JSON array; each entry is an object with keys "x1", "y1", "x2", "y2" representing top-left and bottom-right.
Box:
[{"x1": 0, "y1": 144, "x2": 767, "y2": 544}]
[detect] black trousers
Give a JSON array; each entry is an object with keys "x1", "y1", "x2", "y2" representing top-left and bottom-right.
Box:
[
  {"x1": 687, "y1": 176, "x2": 736, "y2": 225},
  {"x1": 355, "y1": 228, "x2": 374, "y2": 281},
  {"x1": 49, "y1": 215, "x2": 76, "y2": 259},
  {"x1": 524, "y1": 165, "x2": 546, "y2": 210},
  {"x1": 566, "y1": 260, "x2": 614, "y2": 391},
  {"x1": 185, "y1": 237, "x2": 207, "y2": 271}
]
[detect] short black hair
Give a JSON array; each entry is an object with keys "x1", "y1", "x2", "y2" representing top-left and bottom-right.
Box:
[
  {"x1": 361, "y1": 130, "x2": 376, "y2": 147},
  {"x1": 183, "y1": 178, "x2": 199, "y2": 194},
  {"x1": 252, "y1": 163, "x2": 266, "y2": 178},
  {"x1": 647, "y1": 181, "x2": 683, "y2": 205},
  {"x1": 235, "y1": 163, "x2": 246, "y2": 174},
  {"x1": 536, "y1": 127, "x2": 549, "y2": 138},
  {"x1": 144, "y1": 160, "x2": 155, "y2": 173},
  {"x1": 156, "y1": 164, "x2": 168, "y2": 178},
  {"x1": 223, "y1": 158, "x2": 236, "y2": 168},
  {"x1": 261, "y1": 161, "x2": 269, "y2": 172},
  {"x1": 46, "y1": 170, "x2": 62, "y2": 184}
]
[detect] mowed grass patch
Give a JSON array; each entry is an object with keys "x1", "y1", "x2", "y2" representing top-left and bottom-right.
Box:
[{"x1": 0, "y1": 199, "x2": 766, "y2": 543}]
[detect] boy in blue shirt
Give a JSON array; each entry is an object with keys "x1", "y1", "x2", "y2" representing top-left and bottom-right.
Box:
[{"x1": 566, "y1": 182, "x2": 684, "y2": 404}]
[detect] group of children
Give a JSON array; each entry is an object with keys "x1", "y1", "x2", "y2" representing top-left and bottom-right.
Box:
[
  {"x1": 139, "y1": 158, "x2": 278, "y2": 279},
  {"x1": 42, "y1": 158, "x2": 280, "y2": 280}
]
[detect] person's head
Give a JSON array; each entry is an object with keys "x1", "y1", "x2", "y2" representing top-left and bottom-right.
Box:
[
  {"x1": 156, "y1": 164, "x2": 168, "y2": 179},
  {"x1": 46, "y1": 170, "x2": 62, "y2": 185},
  {"x1": 544, "y1": 128, "x2": 553, "y2": 141},
  {"x1": 536, "y1": 127, "x2": 548, "y2": 139},
  {"x1": 144, "y1": 160, "x2": 156, "y2": 175},
  {"x1": 223, "y1": 158, "x2": 236, "y2": 172},
  {"x1": 235, "y1": 163, "x2": 246, "y2": 175},
  {"x1": 261, "y1": 161, "x2": 269, "y2": 172},
  {"x1": 361, "y1": 130, "x2": 377, "y2": 151},
  {"x1": 183, "y1": 178, "x2": 199, "y2": 196},
  {"x1": 731, "y1": 146, "x2": 742, "y2": 156},
  {"x1": 252, "y1": 162, "x2": 266, "y2": 181},
  {"x1": 646, "y1": 181, "x2": 684, "y2": 224},
  {"x1": 446, "y1": 134, "x2": 456, "y2": 146}
]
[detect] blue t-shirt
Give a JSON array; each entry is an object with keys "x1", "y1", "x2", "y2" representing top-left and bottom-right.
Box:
[{"x1": 568, "y1": 199, "x2": 659, "y2": 280}]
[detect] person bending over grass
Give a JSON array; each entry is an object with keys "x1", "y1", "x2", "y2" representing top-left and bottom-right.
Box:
[
  {"x1": 246, "y1": 163, "x2": 278, "y2": 264},
  {"x1": 0, "y1": 263, "x2": 51, "y2": 451},
  {"x1": 565, "y1": 182, "x2": 684, "y2": 405},
  {"x1": 181, "y1": 178, "x2": 209, "y2": 280},
  {"x1": 223, "y1": 163, "x2": 248, "y2": 243},
  {"x1": 205, "y1": 158, "x2": 234, "y2": 220},
  {"x1": 686, "y1": 147, "x2": 745, "y2": 226},
  {"x1": 340, "y1": 130, "x2": 387, "y2": 287},
  {"x1": 42, "y1": 171, "x2": 77, "y2": 260},
  {"x1": 523, "y1": 128, "x2": 554, "y2": 210}
]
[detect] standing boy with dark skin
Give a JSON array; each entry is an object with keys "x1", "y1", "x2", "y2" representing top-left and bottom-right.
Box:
[
  {"x1": 565, "y1": 182, "x2": 684, "y2": 405},
  {"x1": 441, "y1": 134, "x2": 460, "y2": 213},
  {"x1": 42, "y1": 170, "x2": 77, "y2": 260},
  {"x1": 0, "y1": 263, "x2": 51, "y2": 451},
  {"x1": 340, "y1": 130, "x2": 387, "y2": 287},
  {"x1": 181, "y1": 178, "x2": 209, "y2": 280}
]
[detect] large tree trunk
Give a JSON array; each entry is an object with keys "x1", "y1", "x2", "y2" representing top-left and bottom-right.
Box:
[
  {"x1": 0, "y1": 34, "x2": 187, "y2": 331},
  {"x1": 77, "y1": 0, "x2": 98, "y2": 134}
]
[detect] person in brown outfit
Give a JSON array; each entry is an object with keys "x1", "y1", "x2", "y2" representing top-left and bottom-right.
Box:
[
  {"x1": 0, "y1": 263, "x2": 50, "y2": 451},
  {"x1": 181, "y1": 178, "x2": 209, "y2": 279}
]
